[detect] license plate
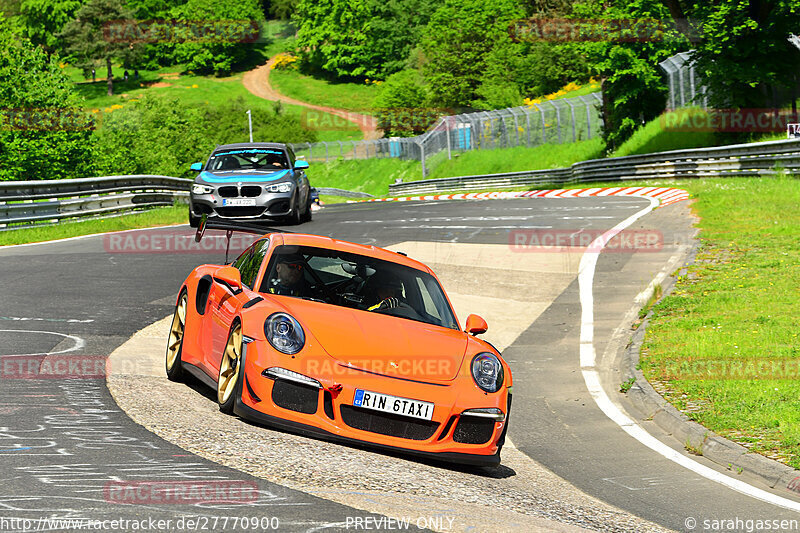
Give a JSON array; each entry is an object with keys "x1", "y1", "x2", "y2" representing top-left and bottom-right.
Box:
[
  {"x1": 353, "y1": 389, "x2": 434, "y2": 421},
  {"x1": 222, "y1": 198, "x2": 257, "y2": 207}
]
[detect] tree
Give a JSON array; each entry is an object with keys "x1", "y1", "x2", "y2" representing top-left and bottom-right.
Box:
[
  {"x1": 293, "y1": 0, "x2": 435, "y2": 80},
  {"x1": 58, "y1": 0, "x2": 139, "y2": 96},
  {"x1": 662, "y1": 0, "x2": 800, "y2": 111},
  {"x1": 572, "y1": 0, "x2": 687, "y2": 150},
  {"x1": 170, "y1": 0, "x2": 266, "y2": 76},
  {"x1": 18, "y1": 0, "x2": 83, "y2": 55},
  {"x1": 420, "y1": 0, "x2": 525, "y2": 108},
  {"x1": 269, "y1": 0, "x2": 297, "y2": 20},
  {"x1": 0, "y1": 18, "x2": 95, "y2": 180},
  {"x1": 373, "y1": 69, "x2": 434, "y2": 136}
]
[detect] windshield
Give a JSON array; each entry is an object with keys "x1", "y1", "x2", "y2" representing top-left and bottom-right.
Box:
[
  {"x1": 259, "y1": 245, "x2": 459, "y2": 330},
  {"x1": 206, "y1": 148, "x2": 289, "y2": 172}
]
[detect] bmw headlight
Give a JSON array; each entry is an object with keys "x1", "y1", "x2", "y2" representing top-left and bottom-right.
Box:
[
  {"x1": 471, "y1": 352, "x2": 504, "y2": 393},
  {"x1": 192, "y1": 184, "x2": 213, "y2": 195},
  {"x1": 267, "y1": 182, "x2": 293, "y2": 193},
  {"x1": 264, "y1": 313, "x2": 305, "y2": 354}
]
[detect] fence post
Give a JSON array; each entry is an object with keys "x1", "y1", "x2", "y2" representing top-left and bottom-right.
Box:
[
  {"x1": 585, "y1": 100, "x2": 592, "y2": 139},
  {"x1": 567, "y1": 101, "x2": 576, "y2": 142},
  {"x1": 446, "y1": 116, "x2": 452, "y2": 160},
  {"x1": 555, "y1": 105, "x2": 562, "y2": 144},
  {"x1": 525, "y1": 107, "x2": 532, "y2": 146},
  {"x1": 419, "y1": 141, "x2": 427, "y2": 178}
]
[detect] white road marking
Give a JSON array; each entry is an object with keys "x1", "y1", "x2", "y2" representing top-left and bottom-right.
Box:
[
  {"x1": 0, "y1": 329, "x2": 85, "y2": 357},
  {"x1": 577, "y1": 198, "x2": 800, "y2": 511},
  {"x1": 0, "y1": 317, "x2": 94, "y2": 324}
]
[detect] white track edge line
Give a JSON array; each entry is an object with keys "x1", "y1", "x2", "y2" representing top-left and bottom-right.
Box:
[{"x1": 577, "y1": 197, "x2": 800, "y2": 511}]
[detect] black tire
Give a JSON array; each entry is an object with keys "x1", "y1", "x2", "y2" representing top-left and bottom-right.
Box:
[
  {"x1": 189, "y1": 209, "x2": 200, "y2": 228},
  {"x1": 165, "y1": 290, "x2": 188, "y2": 382},
  {"x1": 217, "y1": 320, "x2": 243, "y2": 414},
  {"x1": 301, "y1": 195, "x2": 313, "y2": 223},
  {"x1": 286, "y1": 197, "x2": 302, "y2": 225}
]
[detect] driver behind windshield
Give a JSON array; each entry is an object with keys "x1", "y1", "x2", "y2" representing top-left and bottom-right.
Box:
[
  {"x1": 267, "y1": 254, "x2": 310, "y2": 297},
  {"x1": 366, "y1": 272, "x2": 405, "y2": 311}
]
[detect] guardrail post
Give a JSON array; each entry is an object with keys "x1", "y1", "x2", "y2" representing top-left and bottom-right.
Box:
[{"x1": 555, "y1": 105, "x2": 562, "y2": 144}]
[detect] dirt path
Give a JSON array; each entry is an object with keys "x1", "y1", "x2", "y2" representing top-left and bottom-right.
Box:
[{"x1": 242, "y1": 57, "x2": 382, "y2": 141}]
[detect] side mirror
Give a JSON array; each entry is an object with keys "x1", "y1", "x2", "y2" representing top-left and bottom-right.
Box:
[
  {"x1": 214, "y1": 266, "x2": 242, "y2": 293},
  {"x1": 294, "y1": 160, "x2": 309, "y2": 170},
  {"x1": 190, "y1": 162, "x2": 203, "y2": 172},
  {"x1": 465, "y1": 314, "x2": 488, "y2": 336}
]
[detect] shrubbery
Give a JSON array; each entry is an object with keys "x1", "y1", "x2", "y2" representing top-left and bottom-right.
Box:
[
  {"x1": 94, "y1": 96, "x2": 318, "y2": 178},
  {"x1": 0, "y1": 20, "x2": 95, "y2": 181}
]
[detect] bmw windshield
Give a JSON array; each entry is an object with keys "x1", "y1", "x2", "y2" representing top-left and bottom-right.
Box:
[{"x1": 206, "y1": 148, "x2": 289, "y2": 172}]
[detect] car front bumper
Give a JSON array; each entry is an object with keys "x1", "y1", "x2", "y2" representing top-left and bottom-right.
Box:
[{"x1": 190, "y1": 190, "x2": 295, "y2": 220}]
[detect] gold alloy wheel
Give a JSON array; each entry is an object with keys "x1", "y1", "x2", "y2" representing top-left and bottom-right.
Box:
[
  {"x1": 218, "y1": 322, "x2": 242, "y2": 405},
  {"x1": 166, "y1": 293, "x2": 187, "y2": 371}
]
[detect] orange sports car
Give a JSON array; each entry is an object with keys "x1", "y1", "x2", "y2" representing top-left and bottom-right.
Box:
[{"x1": 165, "y1": 229, "x2": 512, "y2": 466}]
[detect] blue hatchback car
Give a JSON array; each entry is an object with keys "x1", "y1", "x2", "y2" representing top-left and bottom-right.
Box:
[{"x1": 188, "y1": 142, "x2": 312, "y2": 227}]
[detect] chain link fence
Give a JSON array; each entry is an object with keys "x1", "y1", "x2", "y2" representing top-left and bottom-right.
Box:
[
  {"x1": 659, "y1": 51, "x2": 708, "y2": 110},
  {"x1": 290, "y1": 92, "x2": 603, "y2": 178}
]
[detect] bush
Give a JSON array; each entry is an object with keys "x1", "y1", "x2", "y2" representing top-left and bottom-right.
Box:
[
  {"x1": 0, "y1": 21, "x2": 95, "y2": 180},
  {"x1": 373, "y1": 70, "x2": 436, "y2": 137},
  {"x1": 93, "y1": 95, "x2": 318, "y2": 177}
]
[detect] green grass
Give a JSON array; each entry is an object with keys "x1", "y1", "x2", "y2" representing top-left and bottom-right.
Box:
[
  {"x1": 306, "y1": 158, "x2": 421, "y2": 197},
  {"x1": 424, "y1": 139, "x2": 605, "y2": 180},
  {"x1": 638, "y1": 175, "x2": 800, "y2": 468},
  {"x1": 68, "y1": 67, "x2": 362, "y2": 141},
  {"x1": 610, "y1": 108, "x2": 793, "y2": 158},
  {"x1": 269, "y1": 68, "x2": 380, "y2": 112},
  {"x1": 0, "y1": 206, "x2": 187, "y2": 246}
]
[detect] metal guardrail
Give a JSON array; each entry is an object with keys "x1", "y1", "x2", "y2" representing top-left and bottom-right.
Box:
[
  {"x1": 315, "y1": 187, "x2": 373, "y2": 198},
  {"x1": 0, "y1": 175, "x2": 191, "y2": 227},
  {"x1": 389, "y1": 138, "x2": 800, "y2": 195}
]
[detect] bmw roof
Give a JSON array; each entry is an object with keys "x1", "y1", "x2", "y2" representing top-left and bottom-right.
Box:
[{"x1": 212, "y1": 142, "x2": 289, "y2": 153}]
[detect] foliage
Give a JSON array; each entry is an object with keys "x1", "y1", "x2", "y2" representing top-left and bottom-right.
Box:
[
  {"x1": 572, "y1": 0, "x2": 687, "y2": 151},
  {"x1": 18, "y1": 0, "x2": 82, "y2": 55},
  {"x1": 58, "y1": 0, "x2": 140, "y2": 96},
  {"x1": 372, "y1": 69, "x2": 434, "y2": 136},
  {"x1": 269, "y1": 0, "x2": 297, "y2": 20},
  {"x1": 293, "y1": 0, "x2": 435, "y2": 80},
  {"x1": 420, "y1": 0, "x2": 524, "y2": 108},
  {"x1": 271, "y1": 52, "x2": 297, "y2": 70},
  {"x1": 170, "y1": 0, "x2": 266, "y2": 76},
  {"x1": 93, "y1": 95, "x2": 317, "y2": 178},
  {"x1": 0, "y1": 20, "x2": 94, "y2": 180},
  {"x1": 672, "y1": 0, "x2": 800, "y2": 111}
]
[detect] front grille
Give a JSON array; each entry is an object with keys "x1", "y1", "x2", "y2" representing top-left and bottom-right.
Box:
[
  {"x1": 453, "y1": 416, "x2": 495, "y2": 445},
  {"x1": 340, "y1": 405, "x2": 439, "y2": 441},
  {"x1": 216, "y1": 207, "x2": 265, "y2": 218},
  {"x1": 271, "y1": 379, "x2": 319, "y2": 414},
  {"x1": 218, "y1": 186, "x2": 238, "y2": 198},
  {"x1": 241, "y1": 186, "x2": 262, "y2": 197}
]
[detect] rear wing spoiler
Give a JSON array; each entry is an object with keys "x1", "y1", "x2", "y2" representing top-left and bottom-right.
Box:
[{"x1": 194, "y1": 214, "x2": 293, "y2": 263}]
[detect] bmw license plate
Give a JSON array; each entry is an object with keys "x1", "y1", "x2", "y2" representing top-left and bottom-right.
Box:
[
  {"x1": 222, "y1": 198, "x2": 257, "y2": 207},
  {"x1": 353, "y1": 389, "x2": 434, "y2": 420}
]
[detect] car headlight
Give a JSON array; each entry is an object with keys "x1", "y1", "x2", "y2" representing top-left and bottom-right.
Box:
[
  {"x1": 192, "y1": 184, "x2": 213, "y2": 195},
  {"x1": 471, "y1": 352, "x2": 504, "y2": 393},
  {"x1": 264, "y1": 313, "x2": 305, "y2": 354},
  {"x1": 266, "y1": 182, "x2": 293, "y2": 193}
]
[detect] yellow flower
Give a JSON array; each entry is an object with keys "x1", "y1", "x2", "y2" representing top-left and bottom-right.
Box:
[
  {"x1": 111, "y1": 104, "x2": 123, "y2": 109},
  {"x1": 191, "y1": 84, "x2": 199, "y2": 88}
]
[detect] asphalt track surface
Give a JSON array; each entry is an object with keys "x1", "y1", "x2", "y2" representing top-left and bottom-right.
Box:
[{"x1": 1, "y1": 197, "x2": 799, "y2": 532}]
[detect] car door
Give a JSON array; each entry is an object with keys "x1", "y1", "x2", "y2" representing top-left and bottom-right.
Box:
[{"x1": 206, "y1": 239, "x2": 270, "y2": 377}]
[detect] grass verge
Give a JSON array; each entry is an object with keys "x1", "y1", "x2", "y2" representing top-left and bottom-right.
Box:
[
  {"x1": 0, "y1": 206, "x2": 187, "y2": 246},
  {"x1": 269, "y1": 68, "x2": 379, "y2": 112},
  {"x1": 424, "y1": 139, "x2": 605, "y2": 180},
  {"x1": 638, "y1": 175, "x2": 800, "y2": 468},
  {"x1": 306, "y1": 158, "x2": 421, "y2": 197}
]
